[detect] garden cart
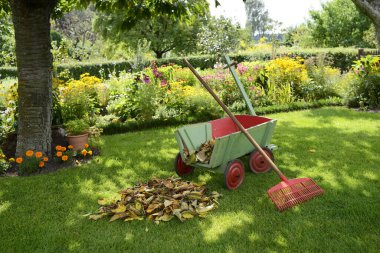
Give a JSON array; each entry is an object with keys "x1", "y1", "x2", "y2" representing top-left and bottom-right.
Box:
[
  {"x1": 174, "y1": 56, "x2": 277, "y2": 189},
  {"x1": 176, "y1": 56, "x2": 324, "y2": 212}
]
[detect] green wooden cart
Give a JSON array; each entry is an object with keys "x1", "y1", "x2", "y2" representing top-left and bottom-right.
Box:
[{"x1": 174, "y1": 56, "x2": 277, "y2": 189}]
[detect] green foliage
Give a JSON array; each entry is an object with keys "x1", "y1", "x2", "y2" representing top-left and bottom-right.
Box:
[
  {"x1": 308, "y1": 0, "x2": 375, "y2": 48},
  {"x1": 0, "y1": 80, "x2": 17, "y2": 142},
  {"x1": 0, "y1": 11, "x2": 15, "y2": 66},
  {"x1": 0, "y1": 48, "x2": 360, "y2": 79},
  {"x1": 64, "y1": 119, "x2": 90, "y2": 135},
  {"x1": 303, "y1": 55, "x2": 342, "y2": 101},
  {"x1": 96, "y1": 13, "x2": 204, "y2": 58},
  {"x1": 347, "y1": 55, "x2": 380, "y2": 109},
  {"x1": 197, "y1": 16, "x2": 240, "y2": 55},
  {"x1": 0, "y1": 152, "x2": 10, "y2": 174}
]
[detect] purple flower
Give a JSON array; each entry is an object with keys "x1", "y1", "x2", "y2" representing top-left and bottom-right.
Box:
[{"x1": 143, "y1": 75, "x2": 151, "y2": 84}]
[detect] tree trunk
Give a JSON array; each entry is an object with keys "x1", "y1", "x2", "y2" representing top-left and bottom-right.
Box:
[
  {"x1": 155, "y1": 51, "x2": 164, "y2": 59},
  {"x1": 9, "y1": 0, "x2": 57, "y2": 156},
  {"x1": 351, "y1": 0, "x2": 380, "y2": 47}
]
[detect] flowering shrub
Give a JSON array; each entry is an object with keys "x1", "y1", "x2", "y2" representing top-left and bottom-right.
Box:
[
  {"x1": 348, "y1": 55, "x2": 380, "y2": 108},
  {"x1": 59, "y1": 73, "x2": 105, "y2": 121},
  {"x1": 9, "y1": 150, "x2": 48, "y2": 175},
  {"x1": 265, "y1": 57, "x2": 309, "y2": 104}
]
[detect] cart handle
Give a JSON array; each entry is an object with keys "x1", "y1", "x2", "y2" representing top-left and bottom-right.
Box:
[{"x1": 224, "y1": 55, "x2": 256, "y2": 116}]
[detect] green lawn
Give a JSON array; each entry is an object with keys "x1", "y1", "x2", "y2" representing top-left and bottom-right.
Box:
[{"x1": 1, "y1": 107, "x2": 379, "y2": 252}]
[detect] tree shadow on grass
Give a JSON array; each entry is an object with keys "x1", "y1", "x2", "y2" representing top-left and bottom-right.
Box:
[{"x1": 0, "y1": 111, "x2": 380, "y2": 252}]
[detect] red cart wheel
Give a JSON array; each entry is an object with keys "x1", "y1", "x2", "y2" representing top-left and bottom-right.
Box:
[
  {"x1": 249, "y1": 148, "x2": 274, "y2": 173},
  {"x1": 224, "y1": 159, "x2": 245, "y2": 190},
  {"x1": 174, "y1": 153, "x2": 194, "y2": 176}
]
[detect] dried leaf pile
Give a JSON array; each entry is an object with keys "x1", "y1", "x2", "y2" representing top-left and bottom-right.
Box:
[
  {"x1": 89, "y1": 177, "x2": 221, "y2": 223},
  {"x1": 184, "y1": 139, "x2": 215, "y2": 164}
]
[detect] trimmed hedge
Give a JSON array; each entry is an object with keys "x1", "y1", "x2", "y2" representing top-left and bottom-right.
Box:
[
  {"x1": 0, "y1": 48, "x2": 360, "y2": 80},
  {"x1": 101, "y1": 98, "x2": 343, "y2": 135}
]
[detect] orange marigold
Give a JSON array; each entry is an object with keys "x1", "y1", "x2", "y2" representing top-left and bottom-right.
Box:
[
  {"x1": 39, "y1": 161, "x2": 45, "y2": 168},
  {"x1": 68, "y1": 145, "x2": 74, "y2": 149},
  {"x1": 61, "y1": 147, "x2": 67, "y2": 152},
  {"x1": 35, "y1": 151, "x2": 43, "y2": 158},
  {"x1": 62, "y1": 155, "x2": 68, "y2": 161},
  {"x1": 25, "y1": 150, "x2": 34, "y2": 157},
  {"x1": 81, "y1": 149, "x2": 87, "y2": 156},
  {"x1": 56, "y1": 151, "x2": 62, "y2": 157},
  {"x1": 84, "y1": 143, "x2": 89, "y2": 148},
  {"x1": 55, "y1": 145, "x2": 62, "y2": 151},
  {"x1": 16, "y1": 157, "x2": 23, "y2": 164},
  {"x1": 43, "y1": 157, "x2": 48, "y2": 162}
]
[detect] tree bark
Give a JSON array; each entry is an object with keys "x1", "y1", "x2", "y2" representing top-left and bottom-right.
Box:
[
  {"x1": 351, "y1": 0, "x2": 380, "y2": 47},
  {"x1": 9, "y1": 0, "x2": 58, "y2": 156}
]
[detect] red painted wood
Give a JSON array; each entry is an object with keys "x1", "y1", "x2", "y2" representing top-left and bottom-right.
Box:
[{"x1": 210, "y1": 115, "x2": 272, "y2": 138}]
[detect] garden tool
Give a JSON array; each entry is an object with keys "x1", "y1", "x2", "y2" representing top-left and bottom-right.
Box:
[{"x1": 184, "y1": 58, "x2": 324, "y2": 211}]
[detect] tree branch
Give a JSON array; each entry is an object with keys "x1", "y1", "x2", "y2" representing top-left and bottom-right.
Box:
[{"x1": 351, "y1": 0, "x2": 379, "y2": 21}]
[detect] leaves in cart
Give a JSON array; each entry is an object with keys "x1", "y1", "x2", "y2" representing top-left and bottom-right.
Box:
[
  {"x1": 89, "y1": 177, "x2": 222, "y2": 223},
  {"x1": 184, "y1": 139, "x2": 215, "y2": 164}
]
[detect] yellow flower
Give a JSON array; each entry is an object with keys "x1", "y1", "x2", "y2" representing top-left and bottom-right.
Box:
[
  {"x1": 81, "y1": 149, "x2": 87, "y2": 156},
  {"x1": 25, "y1": 150, "x2": 34, "y2": 157},
  {"x1": 9, "y1": 158, "x2": 15, "y2": 162},
  {"x1": 88, "y1": 150, "x2": 93, "y2": 155},
  {"x1": 35, "y1": 152, "x2": 43, "y2": 158},
  {"x1": 55, "y1": 145, "x2": 62, "y2": 151},
  {"x1": 16, "y1": 157, "x2": 23, "y2": 164},
  {"x1": 39, "y1": 161, "x2": 45, "y2": 168},
  {"x1": 43, "y1": 157, "x2": 48, "y2": 162},
  {"x1": 61, "y1": 147, "x2": 67, "y2": 152},
  {"x1": 68, "y1": 145, "x2": 73, "y2": 149},
  {"x1": 62, "y1": 155, "x2": 68, "y2": 161},
  {"x1": 56, "y1": 151, "x2": 62, "y2": 157},
  {"x1": 84, "y1": 143, "x2": 89, "y2": 148}
]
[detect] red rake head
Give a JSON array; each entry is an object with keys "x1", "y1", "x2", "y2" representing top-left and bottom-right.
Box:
[{"x1": 268, "y1": 178, "x2": 324, "y2": 212}]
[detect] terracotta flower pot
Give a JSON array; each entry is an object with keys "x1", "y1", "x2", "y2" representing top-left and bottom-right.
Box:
[{"x1": 66, "y1": 133, "x2": 89, "y2": 151}]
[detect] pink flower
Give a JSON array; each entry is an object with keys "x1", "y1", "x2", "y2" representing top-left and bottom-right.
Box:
[
  {"x1": 237, "y1": 63, "x2": 248, "y2": 75},
  {"x1": 161, "y1": 79, "x2": 167, "y2": 87}
]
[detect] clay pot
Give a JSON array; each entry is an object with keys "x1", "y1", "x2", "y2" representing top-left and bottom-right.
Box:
[{"x1": 66, "y1": 133, "x2": 89, "y2": 151}]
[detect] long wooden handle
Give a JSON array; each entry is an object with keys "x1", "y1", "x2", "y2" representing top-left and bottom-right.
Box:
[{"x1": 183, "y1": 59, "x2": 287, "y2": 181}]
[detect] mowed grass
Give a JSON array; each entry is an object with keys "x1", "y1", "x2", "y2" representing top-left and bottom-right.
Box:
[{"x1": 1, "y1": 107, "x2": 379, "y2": 252}]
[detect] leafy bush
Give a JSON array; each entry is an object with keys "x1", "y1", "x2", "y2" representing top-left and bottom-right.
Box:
[
  {"x1": 0, "y1": 81, "x2": 17, "y2": 142},
  {"x1": 65, "y1": 119, "x2": 90, "y2": 135},
  {"x1": 347, "y1": 55, "x2": 380, "y2": 109},
  {"x1": 303, "y1": 55, "x2": 342, "y2": 101}
]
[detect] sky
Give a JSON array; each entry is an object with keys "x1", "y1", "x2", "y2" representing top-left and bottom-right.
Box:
[{"x1": 209, "y1": 0, "x2": 327, "y2": 29}]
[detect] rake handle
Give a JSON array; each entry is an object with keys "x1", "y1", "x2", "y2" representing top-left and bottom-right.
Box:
[{"x1": 184, "y1": 59, "x2": 287, "y2": 181}]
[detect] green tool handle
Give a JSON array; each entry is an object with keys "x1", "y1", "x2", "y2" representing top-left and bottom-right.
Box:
[
  {"x1": 224, "y1": 55, "x2": 256, "y2": 116},
  {"x1": 184, "y1": 59, "x2": 287, "y2": 181}
]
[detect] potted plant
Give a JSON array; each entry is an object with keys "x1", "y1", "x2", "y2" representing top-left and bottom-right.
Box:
[{"x1": 65, "y1": 119, "x2": 90, "y2": 150}]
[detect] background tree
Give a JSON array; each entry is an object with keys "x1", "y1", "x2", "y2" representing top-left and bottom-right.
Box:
[
  {"x1": 0, "y1": 0, "x2": 209, "y2": 156},
  {"x1": 307, "y1": 0, "x2": 375, "y2": 47},
  {"x1": 197, "y1": 16, "x2": 240, "y2": 55},
  {"x1": 351, "y1": 0, "x2": 380, "y2": 47},
  {"x1": 95, "y1": 13, "x2": 206, "y2": 58},
  {"x1": 244, "y1": 0, "x2": 272, "y2": 39}
]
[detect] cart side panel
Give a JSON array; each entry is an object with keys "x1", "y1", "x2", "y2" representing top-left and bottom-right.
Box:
[{"x1": 209, "y1": 121, "x2": 276, "y2": 168}]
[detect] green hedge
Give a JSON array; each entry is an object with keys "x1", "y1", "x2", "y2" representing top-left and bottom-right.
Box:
[
  {"x1": 0, "y1": 48, "x2": 359, "y2": 80},
  {"x1": 102, "y1": 98, "x2": 343, "y2": 135},
  {"x1": 0, "y1": 67, "x2": 17, "y2": 80}
]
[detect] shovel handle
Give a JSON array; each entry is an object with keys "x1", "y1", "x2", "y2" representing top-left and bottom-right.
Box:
[{"x1": 183, "y1": 59, "x2": 287, "y2": 181}]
